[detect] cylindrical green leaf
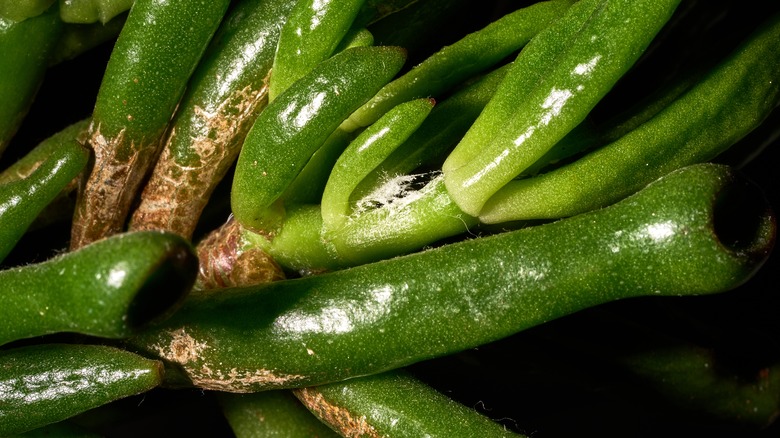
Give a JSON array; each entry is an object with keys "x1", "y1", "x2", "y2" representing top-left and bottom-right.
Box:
[
  {"x1": 0, "y1": 344, "x2": 162, "y2": 435},
  {"x1": 219, "y1": 390, "x2": 339, "y2": 438},
  {"x1": 129, "y1": 0, "x2": 294, "y2": 239},
  {"x1": 346, "y1": 0, "x2": 574, "y2": 129},
  {"x1": 0, "y1": 231, "x2": 197, "y2": 346},
  {"x1": 71, "y1": 0, "x2": 231, "y2": 248},
  {"x1": 0, "y1": 0, "x2": 55, "y2": 22},
  {"x1": 269, "y1": 0, "x2": 367, "y2": 101},
  {"x1": 443, "y1": 0, "x2": 681, "y2": 216},
  {"x1": 58, "y1": 0, "x2": 133, "y2": 24},
  {"x1": 231, "y1": 45, "x2": 406, "y2": 234},
  {"x1": 296, "y1": 371, "x2": 522, "y2": 437},
  {"x1": 50, "y1": 13, "x2": 127, "y2": 65},
  {"x1": 0, "y1": 125, "x2": 89, "y2": 262},
  {"x1": 351, "y1": 64, "x2": 509, "y2": 203},
  {"x1": 321, "y1": 98, "x2": 434, "y2": 231},
  {"x1": 479, "y1": 10, "x2": 780, "y2": 223},
  {"x1": 0, "y1": 6, "x2": 62, "y2": 153},
  {"x1": 130, "y1": 164, "x2": 775, "y2": 392}
]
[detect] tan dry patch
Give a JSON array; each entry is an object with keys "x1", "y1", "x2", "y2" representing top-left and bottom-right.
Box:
[
  {"x1": 130, "y1": 83, "x2": 269, "y2": 239},
  {"x1": 152, "y1": 328, "x2": 208, "y2": 364},
  {"x1": 71, "y1": 122, "x2": 161, "y2": 249},
  {"x1": 294, "y1": 388, "x2": 384, "y2": 438},
  {"x1": 152, "y1": 327, "x2": 305, "y2": 392},
  {"x1": 188, "y1": 366, "x2": 306, "y2": 393}
]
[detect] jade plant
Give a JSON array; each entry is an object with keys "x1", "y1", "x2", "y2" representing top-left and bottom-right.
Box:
[{"x1": 1, "y1": 0, "x2": 779, "y2": 436}]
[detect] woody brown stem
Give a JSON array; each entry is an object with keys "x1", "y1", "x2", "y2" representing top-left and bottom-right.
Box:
[
  {"x1": 130, "y1": 83, "x2": 269, "y2": 240},
  {"x1": 195, "y1": 216, "x2": 285, "y2": 290},
  {"x1": 70, "y1": 123, "x2": 162, "y2": 250}
]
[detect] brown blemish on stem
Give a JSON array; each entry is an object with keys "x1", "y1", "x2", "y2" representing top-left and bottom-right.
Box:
[
  {"x1": 129, "y1": 82, "x2": 270, "y2": 239},
  {"x1": 71, "y1": 122, "x2": 162, "y2": 250},
  {"x1": 194, "y1": 216, "x2": 284, "y2": 290},
  {"x1": 152, "y1": 327, "x2": 306, "y2": 392},
  {"x1": 194, "y1": 217, "x2": 242, "y2": 289},
  {"x1": 155, "y1": 327, "x2": 208, "y2": 364},
  {"x1": 190, "y1": 367, "x2": 306, "y2": 393},
  {"x1": 294, "y1": 387, "x2": 384, "y2": 438}
]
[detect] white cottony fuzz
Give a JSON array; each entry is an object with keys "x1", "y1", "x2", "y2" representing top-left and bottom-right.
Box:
[{"x1": 354, "y1": 172, "x2": 439, "y2": 216}]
